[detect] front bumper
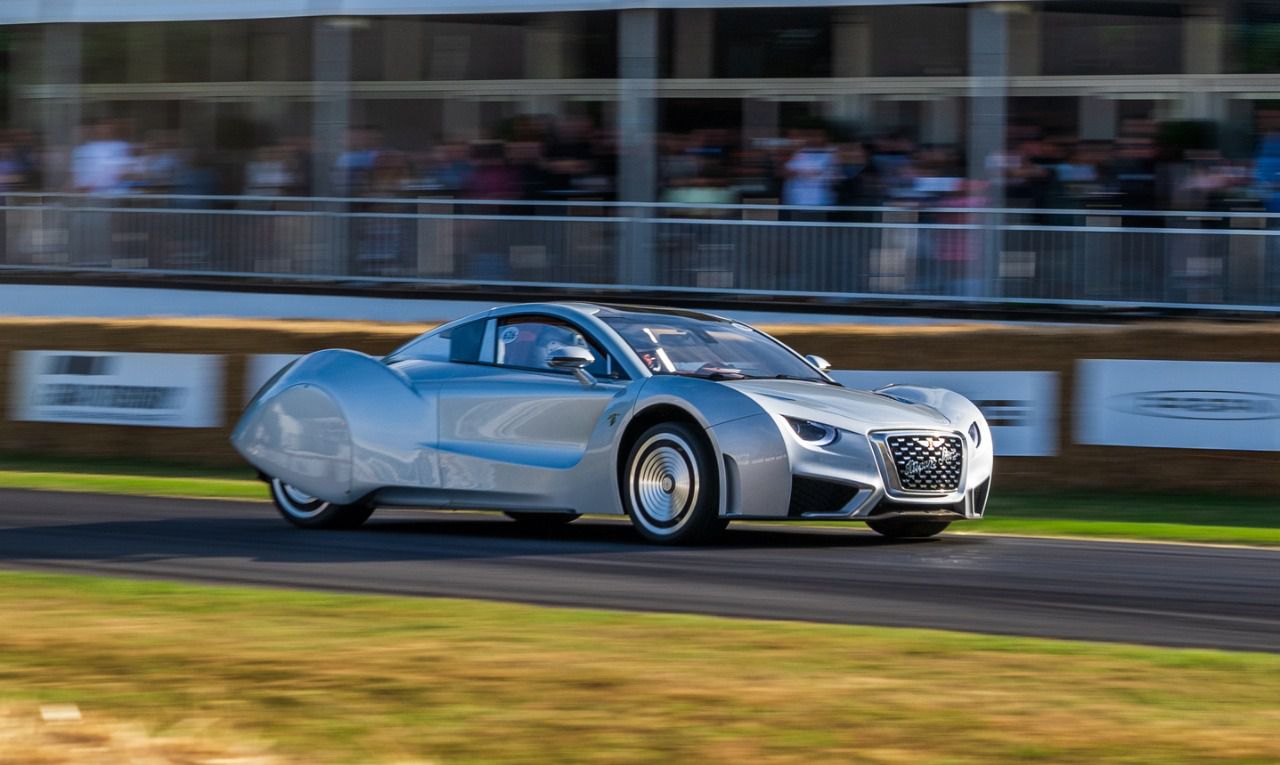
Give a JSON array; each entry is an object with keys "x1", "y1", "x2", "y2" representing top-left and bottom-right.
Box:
[{"x1": 713, "y1": 414, "x2": 993, "y2": 521}]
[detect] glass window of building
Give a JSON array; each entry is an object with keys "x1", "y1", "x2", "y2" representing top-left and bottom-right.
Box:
[
  {"x1": 713, "y1": 8, "x2": 832, "y2": 78},
  {"x1": 1042, "y1": 2, "x2": 1183, "y2": 76},
  {"x1": 868, "y1": 4, "x2": 968, "y2": 77}
]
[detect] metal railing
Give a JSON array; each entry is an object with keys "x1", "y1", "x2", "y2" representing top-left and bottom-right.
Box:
[{"x1": 2, "y1": 193, "x2": 1278, "y2": 311}]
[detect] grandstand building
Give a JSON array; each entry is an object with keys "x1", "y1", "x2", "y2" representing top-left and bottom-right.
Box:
[
  {"x1": 2, "y1": 2, "x2": 1279, "y2": 312},
  {"x1": 0, "y1": 1, "x2": 1274, "y2": 199}
]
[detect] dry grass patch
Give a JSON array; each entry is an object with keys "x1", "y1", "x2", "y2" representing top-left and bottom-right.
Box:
[{"x1": 0, "y1": 703, "x2": 297, "y2": 765}]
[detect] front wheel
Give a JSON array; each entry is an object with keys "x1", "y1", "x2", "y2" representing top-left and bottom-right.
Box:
[
  {"x1": 623, "y1": 422, "x2": 725, "y2": 545},
  {"x1": 866, "y1": 518, "x2": 951, "y2": 539},
  {"x1": 269, "y1": 478, "x2": 374, "y2": 529}
]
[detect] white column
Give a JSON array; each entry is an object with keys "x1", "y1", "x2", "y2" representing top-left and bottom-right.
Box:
[
  {"x1": 968, "y1": 5, "x2": 1007, "y2": 191},
  {"x1": 312, "y1": 17, "x2": 352, "y2": 276},
  {"x1": 968, "y1": 4, "x2": 1009, "y2": 298},
  {"x1": 618, "y1": 8, "x2": 659, "y2": 285},
  {"x1": 312, "y1": 18, "x2": 351, "y2": 197}
]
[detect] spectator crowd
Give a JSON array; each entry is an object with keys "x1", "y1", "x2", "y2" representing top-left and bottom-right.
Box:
[
  {"x1": 3, "y1": 111, "x2": 1280, "y2": 215},
  {"x1": 3, "y1": 111, "x2": 1279, "y2": 307}
]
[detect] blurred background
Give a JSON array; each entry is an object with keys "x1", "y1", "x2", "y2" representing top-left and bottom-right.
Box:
[
  {"x1": 0, "y1": 10, "x2": 1278, "y2": 763},
  {"x1": 1, "y1": 0, "x2": 1280, "y2": 312}
]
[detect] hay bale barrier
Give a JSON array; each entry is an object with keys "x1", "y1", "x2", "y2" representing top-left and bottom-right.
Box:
[
  {"x1": 2, "y1": 317, "x2": 1278, "y2": 493},
  {"x1": 0, "y1": 318, "x2": 424, "y2": 468}
]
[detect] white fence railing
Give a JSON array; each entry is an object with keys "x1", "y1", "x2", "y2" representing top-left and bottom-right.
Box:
[{"x1": 2, "y1": 193, "x2": 1278, "y2": 310}]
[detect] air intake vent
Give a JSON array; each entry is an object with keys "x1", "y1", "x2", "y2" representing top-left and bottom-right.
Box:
[
  {"x1": 886, "y1": 434, "x2": 964, "y2": 493},
  {"x1": 788, "y1": 476, "x2": 859, "y2": 517},
  {"x1": 972, "y1": 478, "x2": 991, "y2": 516}
]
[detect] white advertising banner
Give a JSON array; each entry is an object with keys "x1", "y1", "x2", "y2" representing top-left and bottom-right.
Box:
[
  {"x1": 831, "y1": 370, "x2": 1059, "y2": 457},
  {"x1": 10, "y1": 351, "x2": 222, "y2": 428},
  {"x1": 246, "y1": 354, "x2": 302, "y2": 402},
  {"x1": 1076, "y1": 360, "x2": 1280, "y2": 451}
]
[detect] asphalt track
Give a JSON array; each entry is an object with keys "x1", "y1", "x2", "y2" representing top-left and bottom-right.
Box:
[{"x1": 1, "y1": 489, "x2": 1277, "y2": 653}]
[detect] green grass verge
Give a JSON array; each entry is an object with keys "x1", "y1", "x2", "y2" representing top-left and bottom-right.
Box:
[
  {"x1": 0, "y1": 455, "x2": 262, "y2": 501},
  {"x1": 1, "y1": 454, "x2": 1277, "y2": 546},
  {"x1": 0, "y1": 455, "x2": 254, "y2": 480},
  {"x1": 0, "y1": 470, "x2": 264, "y2": 501},
  {"x1": 2, "y1": 570, "x2": 1279, "y2": 764},
  {"x1": 955, "y1": 491, "x2": 1280, "y2": 546}
]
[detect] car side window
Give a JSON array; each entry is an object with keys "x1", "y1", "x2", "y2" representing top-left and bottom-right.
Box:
[
  {"x1": 448, "y1": 319, "x2": 487, "y2": 363},
  {"x1": 494, "y1": 318, "x2": 622, "y2": 379},
  {"x1": 392, "y1": 319, "x2": 486, "y2": 363}
]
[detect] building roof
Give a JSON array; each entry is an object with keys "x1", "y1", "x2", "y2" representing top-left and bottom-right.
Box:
[{"x1": 1, "y1": 0, "x2": 998, "y2": 25}]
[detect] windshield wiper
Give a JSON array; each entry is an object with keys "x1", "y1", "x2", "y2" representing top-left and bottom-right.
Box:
[
  {"x1": 668, "y1": 369, "x2": 749, "y2": 381},
  {"x1": 757, "y1": 374, "x2": 840, "y2": 385}
]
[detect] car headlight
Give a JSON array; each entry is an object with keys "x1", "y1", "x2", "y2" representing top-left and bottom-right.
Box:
[
  {"x1": 785, "y1": 417, "x2": 839, "y2": 447},
  {"x1": 968, "y1": 421, "x2": 982, "y2": 447}
]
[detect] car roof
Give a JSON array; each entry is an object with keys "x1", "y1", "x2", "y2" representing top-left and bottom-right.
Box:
[{"x1": 496, "y1": 302, "x2": 732, "y2": 324}]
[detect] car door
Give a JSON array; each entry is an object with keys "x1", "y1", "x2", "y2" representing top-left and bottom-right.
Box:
[{"x1": 434, "y1": 315, "x2": 633, "y2": 504}]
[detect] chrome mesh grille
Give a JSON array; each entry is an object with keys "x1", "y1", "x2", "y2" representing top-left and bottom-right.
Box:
[{"x1": 886, "y1": 434, "x2": 964, "y2": 493}]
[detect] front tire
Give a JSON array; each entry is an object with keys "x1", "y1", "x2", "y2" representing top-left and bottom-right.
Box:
[
  {"x1": 269, "y1": 478, "x2": 374, "y2": 529},
  {"x1": 623, "y1": 422, "x2": 725, "y2": 545},
  {"x1": 866, "y1": 518, "x2": 951, "y2": 539}
]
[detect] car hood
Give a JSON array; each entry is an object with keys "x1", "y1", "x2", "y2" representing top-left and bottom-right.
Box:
[{"x1": 723, "y1": 378, "x2": 955, "y2": 432}]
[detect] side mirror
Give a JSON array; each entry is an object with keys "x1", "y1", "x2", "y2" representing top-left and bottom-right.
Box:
[
  {"x1": 548, "y1": 345, "x2": 597, "y2": 386},
  {"x1": 805, "y1": 354, "x2": 833, "y2": 372}
]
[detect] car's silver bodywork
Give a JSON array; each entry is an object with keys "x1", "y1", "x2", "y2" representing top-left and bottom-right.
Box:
[{"x1": 232, "y1": 303, "x2": 993, "y2": 523}]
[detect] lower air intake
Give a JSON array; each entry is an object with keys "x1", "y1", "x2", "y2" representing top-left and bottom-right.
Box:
[{"x1": 788, "y1": 476, "x2": 859, "y2": 517}]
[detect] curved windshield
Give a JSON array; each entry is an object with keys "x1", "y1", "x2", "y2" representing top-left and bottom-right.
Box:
[{"x1": 604, "y1": 316, "x2": 830, "y2": 382}]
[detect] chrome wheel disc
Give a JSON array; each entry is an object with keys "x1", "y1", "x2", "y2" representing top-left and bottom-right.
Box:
[
  {"x1": 272, "y1": 478, "x2": 330, "y2": 519},
  {"x1": 629, "y1": 433, "x2": 699, "y2": 534}
]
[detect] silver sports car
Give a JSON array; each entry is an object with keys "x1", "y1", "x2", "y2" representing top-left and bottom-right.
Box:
[{"x1": 232, "y1": 303, "x2": 992, "y2": 544}]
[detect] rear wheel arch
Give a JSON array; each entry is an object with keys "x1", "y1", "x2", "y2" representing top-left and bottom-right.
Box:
[{"x1": 269, "y1": 477, "x2": 375, "y2": 529}]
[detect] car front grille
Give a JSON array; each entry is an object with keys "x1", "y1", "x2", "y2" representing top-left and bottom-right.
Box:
[{"x1": 886, "y1": 434, "x2": 964, "y2": 493}]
